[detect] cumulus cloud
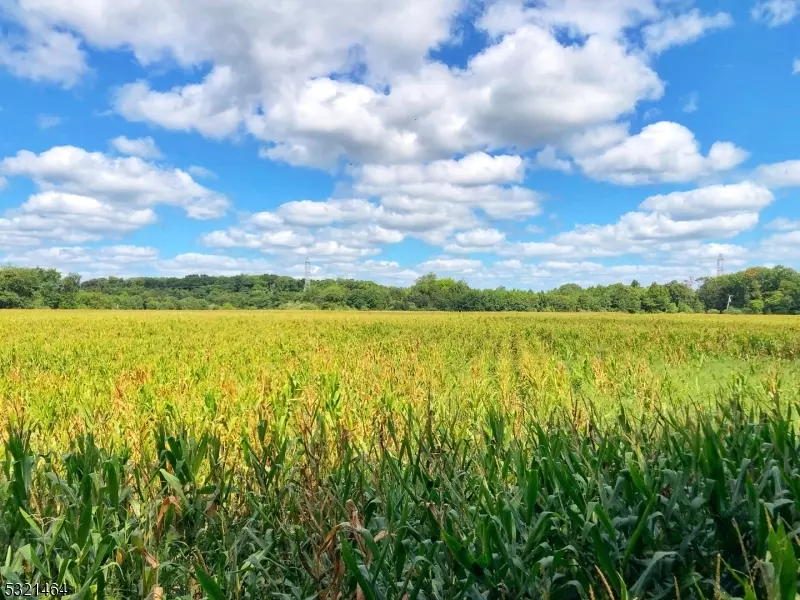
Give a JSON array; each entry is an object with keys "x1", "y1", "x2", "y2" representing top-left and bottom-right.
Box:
[
  {"x1": 659, "y1": 242, "x2": 748, "y2": 267},
  {"x1": 36, "y1": 114, "x2": 62, "y2": 129},
  {"x1": 354, "y1": 153, "x2": 542, "y2": 220},
  {"x1": 754, "y1": 160, "x2": 800, "y2": 187},
  {"x1": 639, "y1": 183, "x2": 774, "y2": 220},
  {"x1": 248, "y1": 27, "x2": 663, "y2": 167},
  {"x1": 455, "y1": 228, "x2": 506, "y2": 247},
  {"x1": 1, "y1": 145, "x2": 230, "y2": 220},
  {"x1": 358, "y1": 153, "x2": 525, "y2": 187},
  {"x1": 187, "y1": 165, "x2": 216, "y2": 178},
  {"x1": 201, "y1": 228, "x2": 313, "y2": 251},
  {"x1": 533, "y1": 147, "x2": 572, "y2": 173},
  {"x1": 2, "y1": 245, "x2": 159, "y2": 277},
  {"x1": 0, "y1": 192, "x2": 157, "y2": 247},
  {"x1": 642, "y1": 10, "x2": 733, "y2": 55},
  {"x1": 199, "y1": 151, "x2": 540, "y2": 259},
  {"x1": 445, "y1": 228, "x2": 507, "y2": 253},
  {"x1": 1, "y1": 0, "x2": 784, "y2": 282},
  {"x1": 491, "y1": 182, "x2": 769, "y2": 262},
  {"x1": 557, "y1": 209, "x2": 758, "y2": 247},
  {"x1": 418, "y1": 257, "x2": 483, "y2": 274},
  {"x1": 277, "y1": 199, "x2": 377, "y2": 227},
  {"x1": 114, "y1": 68, "x2": 249, "y2": 139},
  {"x1": 574, "y1": 122, "x2": 748, "y2": 184},
  {"x1": 752, "y1": 0, "x2": 798, "y2": 27},
  {"x1": 0, "y1": 21, "x2": 87, "y2": 88},
  {"x1": 682, "y1": 92, "x2": 699, "y2": 114},
  {"x1": 765, "y1": 217, "x2": 800, "y2": 231},
  {"x1": 0, "y1": 0, "x2": 676, "y2": 167},
  {"x1": 479, "y1": 0, "x2": 661, "y2": 39},
  {"x1": 156, "y1": 253, "x2": 276, "y2": 277},
  {"x1": 111, "y1": 136, "x2": 163, "y2": 159},
  {"x1": 761, "y1": 230, "x2": 800, "y2": 260},
  {"x1": 197, "y1": 152, "x2": 539, "y2": 258},
  {"x1": 320, "y1": 260, "x2": 420, "y2": 283}
]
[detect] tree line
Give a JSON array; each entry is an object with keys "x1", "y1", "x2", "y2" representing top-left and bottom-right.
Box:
[{"x1": 1, "y1": 264, "x2": 799, "y2": 314}]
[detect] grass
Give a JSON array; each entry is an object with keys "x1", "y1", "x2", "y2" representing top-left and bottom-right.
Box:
[{"x1": 0, "y1": 311, "x2": 799, "y2": 599}]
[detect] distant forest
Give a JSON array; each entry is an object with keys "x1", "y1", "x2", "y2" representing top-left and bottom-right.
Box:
[{"x1": 1, "y1": 264, "x2": 800, "y2": 314}]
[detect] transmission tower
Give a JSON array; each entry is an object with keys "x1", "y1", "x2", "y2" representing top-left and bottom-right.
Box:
[
  {"x1": 716, "y1": 254, "x2": 724, "y2": 277},
  {"x1": 304, "y1": 257, "x2": 311, "y2": 291}
]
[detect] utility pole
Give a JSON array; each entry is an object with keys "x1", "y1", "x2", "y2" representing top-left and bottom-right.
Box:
[
  {"x1": 717, "y1": 254, "x2": 724, "y2": 277},
  {"x1": 304, "y1": 257, "x2": 311, "y2": 292}
]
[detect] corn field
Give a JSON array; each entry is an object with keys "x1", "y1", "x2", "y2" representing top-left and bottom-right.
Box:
[{"x1": 1, "y1": 311, "x2": 799, "y2": 599}]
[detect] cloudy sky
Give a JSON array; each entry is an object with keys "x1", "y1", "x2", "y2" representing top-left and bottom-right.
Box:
[{"x1": 0, "y1": 0, "x2": 798, "y2": 289}]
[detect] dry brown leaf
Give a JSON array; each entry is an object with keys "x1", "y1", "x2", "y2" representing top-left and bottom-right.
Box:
[
  {"x1": 373, "y1": 530, "x2": 388, "y2": 543},
  {"x1": 143, "y1": 550, "x2": 159, "y2": 569}
]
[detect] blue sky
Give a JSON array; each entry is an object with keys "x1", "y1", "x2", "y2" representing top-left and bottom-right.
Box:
[{"x1": 0, "y1": 0, "x2": 799, "y2": 289}]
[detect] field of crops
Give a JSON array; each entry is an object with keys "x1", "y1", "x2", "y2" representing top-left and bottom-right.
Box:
[{"x1": 1, "y1": 311, "x2": 799, "y2": 599}]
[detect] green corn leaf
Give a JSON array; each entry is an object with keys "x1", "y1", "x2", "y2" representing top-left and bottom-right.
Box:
[{"x1": 195, "y1": 565, "x2": 225, "y2": 600}]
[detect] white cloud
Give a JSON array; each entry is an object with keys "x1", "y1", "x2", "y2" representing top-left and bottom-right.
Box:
[
  {"x1": 563, "y1": 123, "x2": 631, "y2": 156},
  {"x1": 752, "y1": 0, "x2": 798, "y2": 27},
  {"x1": 358, "y1": 153, "x2": 525, "y2": 187},
  {"x1": 491, "y1": 182, "x2": 769, "y2": 262},
  {"x1": 0, "y1": 20, "x2": 87, "y2": 88},
  {"x1": 324, "y1": 224, "x2": 406, "y2": 247},
  {"x1": 533, "y1": 147, "x2": 572, "y2": 173},
  {"x1": 354, "y1": 154, "x2": 542, "y2": 220},
  {"x1": 454, "y1": 228, "x2": 506, "y2": 247},
  {"x1": 156, "y1": 253, "x2": 275, "y2": 277},
  {"x1": 660, "y1": 242, "x2": 748, "y2": 267},
  {"x1": 250, "y1": 27, "x2": 663, "y2": 166},
  {"x1": 188, "y1": 165, "x2": 216, "y2": 178},
  {"x1": 479, "y1": 0, "x2": 661, "y2": 39},
  {"x1": 575, "y1": 122, "x2": 748, "y2": 184},
  {"x1": 0, "y1": 192, "x2": 156, "y2": 247},
  {"x1": 643, "y1": 10, "x2": 733, "y2": 55},
  {"x1": 765, "y1": 217, "x2": 800, "y2": 231},
  {"x1": 111, "y1": 136, "x2": 163, "y2": 159},
  {"x1": 558, "y1": 211, "x2": 759, "y2": 247},
  {"x1": 16, "y1": 0, "x2": 459, "y2": 84},
  {"x1": 445, "y1": 228, "x2": 507, "y2": 253},
  {"x1": 639, "y1": 182, "x2": 773, "y2": 220},
  {"x1": 682, "y1": 92, "x2": 699, "y2": 114},
  {"x1": 293, "y1": 241, "x2": 380, "y2": 262},
  {"x1": 418, "y1": 257, "x2": 483, "y2": 274},
  {"x1": 201, "y1": 228, "x2": 313, "y2": 251},
  {"x1": 502, "y1": 241, "x2": 579, "y2": 259},
  {"x1": 754, "y1": 160, "x2": 800, "y2": 187},
  {"x1": 114, "y1": 68, "x2": 249, "y2": 139},
  {"x1": 642, "y1": 107, "x2": 661, "y2": 122},
  {"x1": 201, "y1": 192, "x2": 470, "y2": 257},
  {"x1": 2, "y1": 245, "x2": 159, "y2": 276},
  {"x1": 761, "y1": 230, "x2": 800, "y2": 260},
  {"x1": 2, "y1": 145, "x2": 229, "y2": 219},
  {"x1": 3, "y1": 0, "x2": 784, "y2": 283},
  {"x1": 1, "y1": 0, "x2": 738, "y2": 179},
  {"x1": 794, "y1": 58, "x2": 800, "y2": 74},
  {"x1": 277, "y1": 198, "x2": 377, "y2": 227},
  {"x1": 36, "y1": 114, "x2": 62, "y2": 129}
]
